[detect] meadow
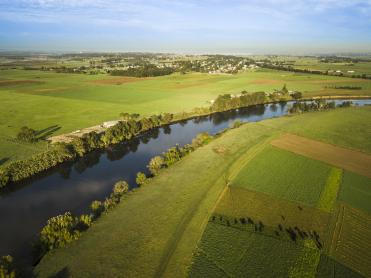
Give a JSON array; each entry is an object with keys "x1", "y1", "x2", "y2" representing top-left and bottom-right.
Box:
[
  {"x1": 1, "y1": 68, "x2": 371, "y2": 163},
  {"x1": 232, "y1": 145, "x2": 331, "y2": 206},
  {"x1": 34, "y1": 107, "x2": 371, "y2": 277}
]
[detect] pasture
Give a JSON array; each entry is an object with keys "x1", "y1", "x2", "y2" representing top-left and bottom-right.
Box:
[
  {"x1": 338, "y1": 171, "x2": 371, "y2": 213},
  {"x1": 232, "y1": 145, "x2": 331, "y2": 206},
  {"x1": 1, "y1": 68, "x2": 371, "y2": 163}
]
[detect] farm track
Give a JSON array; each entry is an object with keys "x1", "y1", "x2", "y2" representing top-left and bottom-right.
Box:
[
  {"x1": 157, "y1": 135, "x2": 275, "y2": 277},
  {"x1": 271, "y1": 133, "x2": 371, "y2": 178}
]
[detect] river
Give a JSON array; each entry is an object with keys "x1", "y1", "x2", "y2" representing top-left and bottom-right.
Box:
[{"x1": 0, "y1": 99, "x2": 370, "y2": 264}]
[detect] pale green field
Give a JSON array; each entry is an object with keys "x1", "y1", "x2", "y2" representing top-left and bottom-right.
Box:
[{"x1": 1, "y1": 68, "x2": 371, "y2": 163}]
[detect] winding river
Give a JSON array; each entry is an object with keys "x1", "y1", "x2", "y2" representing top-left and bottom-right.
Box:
[{"x1": 1, "y1": 99, "x2": 370, "y2": 264}]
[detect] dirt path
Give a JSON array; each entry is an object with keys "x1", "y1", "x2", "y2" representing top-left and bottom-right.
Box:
[{"x1": 271, "y1": 133, "x2": 371, "y2": 178}]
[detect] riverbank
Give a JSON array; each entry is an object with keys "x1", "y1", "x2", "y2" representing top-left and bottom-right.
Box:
[{"x1": 2, "y1": 95, "x2": 370, "y2": 189}]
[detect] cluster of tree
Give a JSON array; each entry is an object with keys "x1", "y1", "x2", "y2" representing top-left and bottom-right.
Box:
[
  {"x1": 261, "y1": 63, "x2": 371, "y2": 80},
  {"x1": 288, "y1": 100, "x2": 340, "y2": 113},
  {"x1": 326, "y1": 85, "x2": 362, "y2": 90},
  {"x1": 146, "y1": 132, "x2": 213, "y2": 176},
  {"x1": 211, "y1": 91, "x2": 266, "y2": 112},
  {"x1": 35, "y1": 180, "x2": 129, "y2": 260},
  {"x1": 0, "y1": 255, "x2": 15, "y2": 278},
  {"x1": 0, "y1": 144, "x2": 76, "y2": 187},
  {"x1": 289, "y1": 100, "x2": 336, "y2": 113},
  {"x1": 111, "y1": 64, "x2": 175, "y2": 77}
]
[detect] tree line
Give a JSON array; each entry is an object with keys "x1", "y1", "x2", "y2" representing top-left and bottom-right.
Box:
[
  {"x1": 110, "y1": 64, "x2": 175, "y2": 77},
  {"x1": 261, "y1": 63, "x2": 371, "y2": 80},
  {"x1": 0, "y1": 87, "x2": 300, "y2": 188}
]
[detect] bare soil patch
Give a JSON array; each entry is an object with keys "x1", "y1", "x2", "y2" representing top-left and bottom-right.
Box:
[
  {"x1": 271, "y1": 133, "x2": 371, "y2": 178},
  {"x1": 327, "y1": 203, "x2": 371, "y2": 277},
  {"x1": 0, "y1": 80, "x2": 44, "y2": 86},
  {"x1": 89, "y1": 77, "x2": 151, "y2": 85}
]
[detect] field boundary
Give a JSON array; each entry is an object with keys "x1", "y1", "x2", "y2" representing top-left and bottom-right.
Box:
[{"x1": 271, "y1": 133, "x2": 371, "y2": 178}]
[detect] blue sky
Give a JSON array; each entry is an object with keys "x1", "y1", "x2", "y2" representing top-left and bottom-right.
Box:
[{"x1": 0, "y1": 0, "x2": 371, "y2": 54}]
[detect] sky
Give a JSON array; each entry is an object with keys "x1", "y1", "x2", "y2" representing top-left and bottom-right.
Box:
[{"x1": 0, "y1": 0, "x2": 371, "y2": 54}]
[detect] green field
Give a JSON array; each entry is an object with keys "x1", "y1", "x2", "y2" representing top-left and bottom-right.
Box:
[
  {"x1": 189, "y1": 222, "x2": 319, "y2": 278},
  {"x1": 338, "y1": 171, "x2": 371, "y2": 214},
  {"x1": 232, "y1": 145, "x2": 331, "y2": 207},
  {"x1": 1, "y1": 68, "x2": 371, "y2": 164},
  {"x1": 260, "y1": 106, "x2": 371, "y2": 153},
  {"x1": 33, "y1": 107, "x2": 371, "y2": 277}
]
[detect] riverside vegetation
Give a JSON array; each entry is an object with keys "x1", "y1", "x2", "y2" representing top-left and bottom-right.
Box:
[
  {"x1": 18, "y1": 131, "x2": 214, "y2": 271},
  {"x1": 0, "y1": 86, "x2": 301, "y2": 188}
]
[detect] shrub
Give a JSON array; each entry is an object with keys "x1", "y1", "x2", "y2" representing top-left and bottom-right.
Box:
[
  {"x1": 0, "y1": 169, "x2": 10, "y2": 188},
  {"x1": 75, "y1": 215, "x2": 92, "y2": 231},
  {"x1": 39, "y1": 212, "x2": 80, "y2": 251},
  {"x1": 136, "y1": 172, "x2": 147, "y2": 186},
  {"x1": 191, "y1": 132, "x2": 212, "y2": 148},
  {"x1": 103, "y1": 197, "x2": 115, "y2": 212},
  {"x1": 0, "y1": 255, "x2": 15, "y2": 278},
  {"x1": 162, "y1": 146, "x2": 182, "y2": 167},
  {"x1": 231, "y1": 120, "x2": 243, "y2": 129},
  {"x1": 90, "y1": 200, "x2": 103, "y2": 217},
  {"x1": 147, "y1": 156, "x2": 164, "y2": 176},
  {"x1": 112, "y1": 180, "x2": 129, "y2": 202}
]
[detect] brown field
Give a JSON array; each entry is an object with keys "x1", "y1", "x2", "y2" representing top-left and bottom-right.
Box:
[
  {"x1": 89, "y1": 76, "x2": 151, "y2": 85},
  {"x1": 215, "y1": 187, "x2": 331, "y2": 237},
  {"x1": 271, "y1": 134, "x2": 371, "y2": 178},
  {"x1": 0, "y1": 79, "x2": 44, "y2": 86},
  {"x1": 327, "y1": 203, "x2": 371, "y2": 277}
]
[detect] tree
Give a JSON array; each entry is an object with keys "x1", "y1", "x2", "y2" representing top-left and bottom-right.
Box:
[
  {"x1": 281, "y1": 84, "x2": 288, "y2": 95},
  {"x1": 17, "y1": 126, "x2": 37, "y2": 142},
  {"x1": 136, "y1": 172, "x2": 147, "y2": 186},
  {"x1": 291, "y1": 91, "x2": 302, "y2": 100},
  {"x1": 147, "y1": 156, "x2": 164, "y2": 176},
  {"x1": 90, "y1": 200, "x2": 103, "y2": 217},
  {"x1": 0, "y1": 255, "x2": 15, "y2": 278},
  {"x1": 113, "y1": 180, "x2": 129, "y2": 197}
]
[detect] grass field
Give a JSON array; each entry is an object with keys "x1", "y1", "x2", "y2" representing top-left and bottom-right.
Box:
[
  {"x1": 317, "y1": 168, "x2": 343, "y2": 212},
  {"x1": 189, "y1": 222, "x2": 318, "y2": 278},
  {"x1": 232, "y1": 145, "x2": 331, "y2": 206},
  {"x1": 328, "y1": 204, "x2": 371, "y2": 277},
  {"x1": 215, "y1": 187, "x2": 331, "y2": 237},
  {"x1": 338, "y1": 171, "x2": 371, "y2": 213},
  {"x1": 261, "y1": 106, "x2": 371, "y2": 153},
  {"x1": 271, "y1": 133, "x2": 371, "y2": 178},
  {"x1": 32, "y1": 107, "x2": 371, "y2": 277},
  {"x1": 1, "y1": 68, "x2": 371, "y2": 163}
]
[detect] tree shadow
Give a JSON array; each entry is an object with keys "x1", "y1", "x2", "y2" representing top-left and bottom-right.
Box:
[
  {"x1": 0, "y1": 157, "x2": 9, "y2": 166},
  {"x1": 49, "y1": 267, "x2": 71, "y2": 278},
  {"x1": 36, "y1": 125, "x2": 61, "y2": 140}
]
